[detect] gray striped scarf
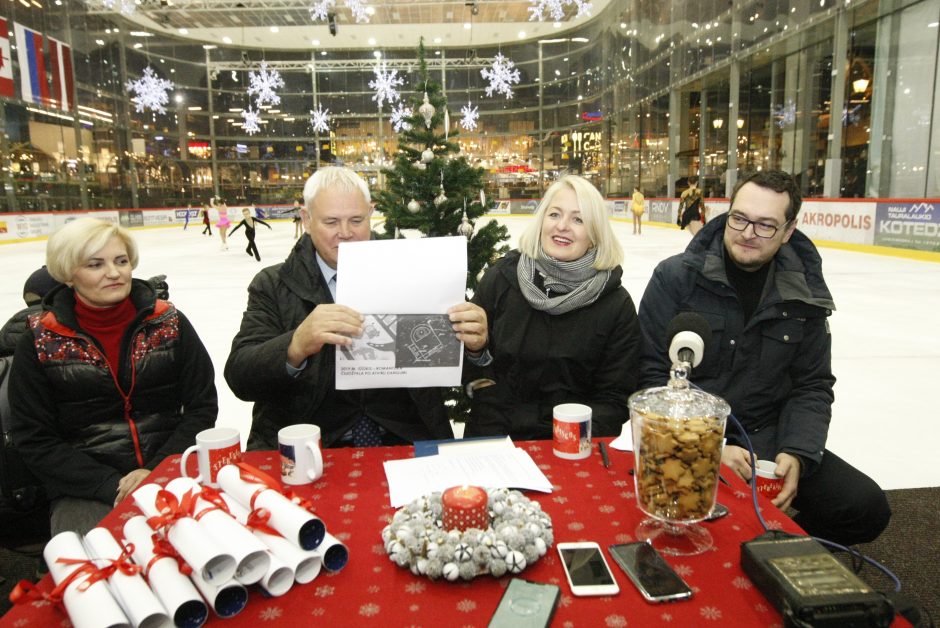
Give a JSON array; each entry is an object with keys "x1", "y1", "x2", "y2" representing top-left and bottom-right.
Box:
[{"x1": 516, "y1": 247, "x2": 610, "y2": 315}]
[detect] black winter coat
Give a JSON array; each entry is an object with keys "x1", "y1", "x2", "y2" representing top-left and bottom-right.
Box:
[
  {"x1": 637, "y1": 214, "x2": 836, "y2": 475},
  {"x1": 224, "y1": 235, "x2": 452, "y2": 449},
  {"x1": 465, "y1": 251, "x2": 640, "y2": 440},
  {"x1": 9, "y1": 280, "x2": 217, "y2": 503}
]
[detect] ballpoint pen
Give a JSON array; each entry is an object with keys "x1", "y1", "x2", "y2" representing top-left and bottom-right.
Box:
[{"x1": 598, "y1": 441, "x2": 611, "y2": 468}]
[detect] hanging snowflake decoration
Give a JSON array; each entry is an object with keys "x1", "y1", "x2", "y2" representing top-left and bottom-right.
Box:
[
  {"x1": 459, "y1": 102, "x2": 480, "y2": 131},
  {"x1": 481, "y1": 54, "x2": 521, "y2": 99},
  {"x1": 390, "y1": 103, "x2": 413, "y2": 132},
  {"x1": 309, "y1": 0, "x2": 371, "y2": 23},
  {"x1": 773, "y1": 99, "x2": 797, "y2": 128},
  {"x1": 100, "y1": 0, "x2": 137, "y2": 15},
  {"x1": 247, "y1": 61, "x2": 285, "y2": 108},
  {"x1": 369, "y1": 65, "x2": 404, "y2": 109},
  {"x1": 241, "y1": 107, "x2": 261, "y2": 135},
  {"x1": 125, "y1": 66, "x2": 174, "y2": 114},
  {"x1": 527, "y1": 0, "x2": 592, "y2": 21},
  {"x1": 310, "y1": 103, "x2": 331, "y2": 133}
]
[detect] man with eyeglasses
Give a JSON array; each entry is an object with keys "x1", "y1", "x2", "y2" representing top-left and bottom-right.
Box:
[{"x1": 636, "y1": 170, "x2": 890, "y2": 547}]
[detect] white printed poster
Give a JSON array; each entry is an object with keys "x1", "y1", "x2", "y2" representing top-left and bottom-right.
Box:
[{"x1": 335, "y1": 236, "x2": 467, "y2": 389}]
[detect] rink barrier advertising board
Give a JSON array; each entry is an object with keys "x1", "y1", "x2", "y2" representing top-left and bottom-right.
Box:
[{"x1": 873, "y1": 201, "x2": 939, "y2": 252}]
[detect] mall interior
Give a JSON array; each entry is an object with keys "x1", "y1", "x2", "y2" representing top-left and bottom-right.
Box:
[{"x1": 1, "y1": 0, "x2": 939, "y2": 213}]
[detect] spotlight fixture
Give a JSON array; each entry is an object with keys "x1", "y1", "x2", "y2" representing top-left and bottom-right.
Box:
[
  {"x1": 466, "y1": 1, "x2": 479, "y2": 16},
  {"x1": 328, "y1": 12, "x2": 338, "y2": 36}
]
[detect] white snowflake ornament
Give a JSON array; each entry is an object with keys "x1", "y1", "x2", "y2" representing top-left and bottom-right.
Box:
[
  {"x1": 126, "y1": 66, "x2": 174, "y2": 115},
  {"x1": 241, "y1": 107, "x2": 262, "y2": 135},
  {"x1": 309, "y1": 0, "x2": 371, "y2": 23},
  {"x1": 481, "y1": 54, "x2": 521, "y2": 99},
  {"x1": 310, "y1": 103, "x2": 331, "y2": 133},
  {"x1": 247, "y1": 61, "x2": 285, "y2": 108},
  {"x1": 369, "y1": 65, "x2": 404, "y2": 109},
  {"x1": 460, "y1": 102, "x2": 480, "y2": 131},
  {"x1": 390, "y1": 102, "x2": 413, "y2": 132},
  {"x1": 528, "y1": 0, "x2": 593, "y2": 21}
]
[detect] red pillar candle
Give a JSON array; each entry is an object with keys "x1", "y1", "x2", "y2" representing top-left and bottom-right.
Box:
[{"x1": 441, "y1": 485, "x2": 489, "y2": 532}]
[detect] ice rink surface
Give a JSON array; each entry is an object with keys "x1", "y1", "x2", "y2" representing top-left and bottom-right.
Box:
[{"x1": 2, "y1": 215, "x2": 937, "y2": 490}]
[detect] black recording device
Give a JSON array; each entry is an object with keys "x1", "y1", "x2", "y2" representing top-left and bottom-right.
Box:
[{"x1": 741, "y1": 533, "x2": 894, "y2": 627}]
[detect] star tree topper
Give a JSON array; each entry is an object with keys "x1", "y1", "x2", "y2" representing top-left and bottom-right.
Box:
[
  {"x1": 310, "y1": 103, "x2": 330, "y2": 133},
  {"x1": 528, "y1": 0, "x2": 593, "y2": 21},
  {"x1": 369, "y1": 65, "x2": 404, "y2": 109},
  {"x1": 459, "y1": 102, "x2": 480, "y2": 131},
  {"x1": 481, "y1": 53, "x2": 521, "y2": 99},
  {"x1": 247, "y1": 61, "x2": 286, "y2": 108},
  {"x1": 125, "y1": 66, "x2": 174, "y2": 114}
]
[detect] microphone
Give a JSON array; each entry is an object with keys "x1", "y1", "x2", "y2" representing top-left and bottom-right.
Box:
[{"x1": 666, "y1": 312, "x2": 712, "y2": 369}]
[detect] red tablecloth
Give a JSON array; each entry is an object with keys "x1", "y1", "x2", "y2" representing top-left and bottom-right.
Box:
[{"x1": 0, "y1": 440, "x2": 898, "y2": 627}]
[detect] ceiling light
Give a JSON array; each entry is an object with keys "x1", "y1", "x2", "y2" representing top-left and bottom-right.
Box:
[
  {"x1": 373, "y1": 50, "x2": 381, "y2": 59},
  {"x1": 179, "y1": 28, "x2": 188, "y2": 34},
  {"x1": 518, "y1": 31, "x2": 526, "y2": 38},
  {"x1": 270, "y1": 26, "x2": 279, "y2": 33},
  {"x1": 368, "y1": 37, "x2": 376, "y2": 45},
  {"x1": 463, "y1": 22, "x2": 471, "y2": 29},
  {"x1": 311, "y1": 39, "x2": 320, "y2": 46},
  {"x1": 222, "y1": 36, "x2": 232, "y2": 44}
]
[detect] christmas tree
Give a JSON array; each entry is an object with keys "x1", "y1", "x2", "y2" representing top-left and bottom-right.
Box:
[
  {"x1": 373, "y1": 38, "x2": 509, "y2": 421},
  {"x1": 374, "y1": 39, "x2": 509, "y2": 293}
]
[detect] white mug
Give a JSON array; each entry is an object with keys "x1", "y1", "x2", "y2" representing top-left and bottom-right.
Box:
[
  {"x1": 553, "y1": 403, "x2": 592, "y2": 460},
  {"x1": 180, "y1": 427, "x2": 242, "y2": 487},
  {"x1": 278, "y1": 424, "x2": 324, "y2": 486}
]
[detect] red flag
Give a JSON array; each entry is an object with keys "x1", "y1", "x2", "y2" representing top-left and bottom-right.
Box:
[
  {"x1": 0, "y1": 17, "x2": 14, "y2": 98},
  {"x1": 48, "y1": 36, "x2": 74, "y2": 111}
]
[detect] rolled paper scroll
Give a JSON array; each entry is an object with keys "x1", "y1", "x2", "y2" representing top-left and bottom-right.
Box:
[
  {"x1": 216, "y1": 464, "x2": 325, "y2": 550},
  {"x1": 83, "y1": 527, "x2": 169, "y2": 628},
  {"x1": 313, "y1": 532, "x2": 350, "y2": 573},
  {"x1": 221, "y1": 494, "x2": 322, "y2": 585},
  {"x1": 165, "y1": 477, "x2": 270, "y2": 586},
  {"x1": 123, "y1": 516, "x2": 208, "y2": 628},
  {"x1": 43, "y1": 531, "x2": 130, "y2": 628},
  {"x1": 132, "y1": 483, "x2": 236, "y2": 585},
  {"x1": 188, "y1": 571, "x2": 247, "y2": 619}
]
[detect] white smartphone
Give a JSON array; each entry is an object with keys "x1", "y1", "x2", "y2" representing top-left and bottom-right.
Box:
[{"x1": 556, "y1": 542, "x2": 620, "y2": 596}]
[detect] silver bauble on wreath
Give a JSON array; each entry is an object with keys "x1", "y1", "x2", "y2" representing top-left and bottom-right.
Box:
[
  {"x1": 418, "y1": 92, "x2": 436, "y2": 128},
  {"x1": 421, "y1": 147, "x2": 435, "y2": 163},
  {"x1": 407, "y1": 199, "x2": 421, "y2": 214}
]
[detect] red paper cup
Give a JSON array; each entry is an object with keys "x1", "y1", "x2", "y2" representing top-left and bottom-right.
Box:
[{"x1": 754, "y1": 460, "x2": 784, "y2": 500}]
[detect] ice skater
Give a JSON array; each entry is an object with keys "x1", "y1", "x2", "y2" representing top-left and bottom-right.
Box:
[
  {"x1": 292, "y1": 199, "x2": 303, "y2": 239},
  {"x1": 230, "y1": 207, "x2": 272, "y2": 261},
  {"x1": 215, "y1": 199, "x2": 231, "y2": 250},
  {"x1": 201, "y1": 203, "x2": 212, "y2": 236}
]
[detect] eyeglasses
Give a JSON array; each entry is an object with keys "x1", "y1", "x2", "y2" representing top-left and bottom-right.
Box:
[{"x1": 726, "y1": 213, "x2": 788, "y2": 238}]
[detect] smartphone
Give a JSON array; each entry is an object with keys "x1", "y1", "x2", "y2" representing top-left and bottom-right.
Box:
[
  {"x1": 556, "y1": 542, "x2": 620, "y2": 596},
  {"x1": 705, "y1": 502, "x2": 729, "y2": 521},
  {"x1": 608, "y1": 542, "x2": 693, "y2": 603},
  {"x1": 488, "y1": 578, "x2": 561, "y2": 628}
]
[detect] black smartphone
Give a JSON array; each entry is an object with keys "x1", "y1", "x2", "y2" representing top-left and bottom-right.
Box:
[
  {"x1": 608, "y1": 542, "x2": 693, "y2": 603},
  {"x1": 488, "y1": 578, "x2": 561, "y2": 628}
]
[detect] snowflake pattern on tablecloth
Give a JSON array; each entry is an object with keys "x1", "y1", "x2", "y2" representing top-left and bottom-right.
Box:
[
  {"x1": 612, "y1": 480, "x2": 629, "y2": 487},
  {"x1": 559, "y1": 594, "x2": 573, "y2": 607},
  {"x1": 567, "y1": 521, "x2": 585, "y2": 531},
  {"x1": 259, "y1": 606, "x2": 283, "y2": 621},
  {"x1": 352, "y1": 450, "x2": 364, "y2": 459},
  {"x1": 405, "y1": 581, "x2": 426, "y2": 594},
  {"x1": 360, "y1": 603, "x2": 380, "y2": 617},
  {"x1": 315, "y1": 584, "x2": 335, "y2": 597},
  {"x1": 604, "y1": 615, "x2": 628, "y2": 628},
  {"x1": 310, "y1": 608, "x2": 325, "y2": 616},
  {"x1": 339, "y1": 504, "x2": 356, "y2": 512},
  {"x1": 367, "y1": 584, "x2": 380, "y2": 593},
  {"x1": 613, "y1": 533, "x2": 632, "y2": 543},
  {"x1": 13, "y1": 618, "x2": 28, "y2": 626},
  {"x1": 335, "y1": 531, "x2": 351, "y2": 541},
  {"x1": 661, "y1": 611, "x2": 674, "y2": 622},
  {"x1": 372, "y1": 543, "x2": 386, "y2": 555},
  {"x1": 349, "y1": 469, "x2": 362, "y2": 478},
  {"x1": 409, "y1": 604, "x2": 420, "y2": 612},
  {"x1": 459, "y1": 103, "x2": 479, "y2": 131},
  {"x1": 126, "y1": 66, "x2": 174, "y2": 114},
  {"x1": 310, "y1": 103, "x2": 330, "y2": 133},
  {"x1": 390, "y1": 102, "x2": 413, "y2": 132},
  {"x1": 575, "y1": 471, "x2": 590, "y2": 478},
  {"x1": 527, "y1": 0, "x2": 593, "y2": 21},
  {"x1": 369, "y1": 65, "x2": 404, "y2": 109},
  {"x1": 481, "y1": 53, "x2": 521, "y2": 99},
  {"x1": 598, "y1": 504, "x2": 615, "y2": 514},
  {"x1": 456, "y1": 599, "x2": 477, "y2": 612},
  {"x1": 700, "y1": 606, "x2": 723, "y2": 620},
  {"x1": 674, "y1": 564, "x2": 693, "y2": 577},
  {"x1": 342, "y1": 492, "x2": 358, "y2": 500},
  {"x1": 247, "y1": 62, "x2": 285, "y2": 108},
  {"x1": 732, "y1": 575, "x2": 752, "y2": 589},
  {"x1": 552, "y1": 495, "x2": 568, "y2": 504}
]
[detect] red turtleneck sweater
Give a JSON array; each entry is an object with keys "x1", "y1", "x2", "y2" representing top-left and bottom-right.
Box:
[{"x1": 74, "y1": 296, "x2": 138, "y2": 380}]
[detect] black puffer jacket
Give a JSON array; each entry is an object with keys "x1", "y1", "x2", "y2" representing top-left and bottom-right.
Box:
[
  {"x1": 465, "y1": 251, "x2": 640, "y2": 439},
  {"x1": 637, "y1": 214, "x2": 835, "y2": 475},
  {"x1": 10, "y1": 280, "x2": 217, "y2": 503},
  {"x1": 224, "y1": 235, "x2": 452, "y2": 449}
]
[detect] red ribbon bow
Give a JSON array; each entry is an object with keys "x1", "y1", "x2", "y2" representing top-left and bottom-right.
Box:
[
  {"x1": 146, "y1": 534, "x2": 193, "y2": 576},
  {"x1": 146, "y1": 489, "x2": 196, "y2": 532},
  {"x1": 245, "y1": 507, "x2": 283, "y2": 538},
  {"x1": 192, "y1": 485, "x2": 232, "y2": 522},
  {"x1": 236, "y1": 462, "x2": 314, "y2": 512}
]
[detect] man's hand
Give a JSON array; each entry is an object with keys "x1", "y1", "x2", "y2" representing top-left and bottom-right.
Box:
[
  {"x1": 448, "y1": 303, "x2": 488, "y2": 355},
  {"x1": 115, "y1": 468, "x2": 150, "y2": 505},
  {"x1": 287, "y1": 304, "x2": 364, "y2": 367},
  {"x1": 771, "y1": 452, "x2": 801, "y2": 511},
  {"x1": 721, "y1": 444, "x2": 753, "y2": 482}
]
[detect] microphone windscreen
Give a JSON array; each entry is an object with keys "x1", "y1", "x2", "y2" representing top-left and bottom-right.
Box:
[{"x1": 666, "y1": 312, "x2": 712, "y2": 349}]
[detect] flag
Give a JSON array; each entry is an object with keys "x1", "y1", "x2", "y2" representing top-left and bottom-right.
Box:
[
  {"x1": 0, "y1": 17, "x2": 14, "y2": 98},
  {"x1": 48, "y1": 36, "x2": 74, "y2": 111},
  {"x1": 14, "y1": 22, "x2": 50, "y2": 107}
]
